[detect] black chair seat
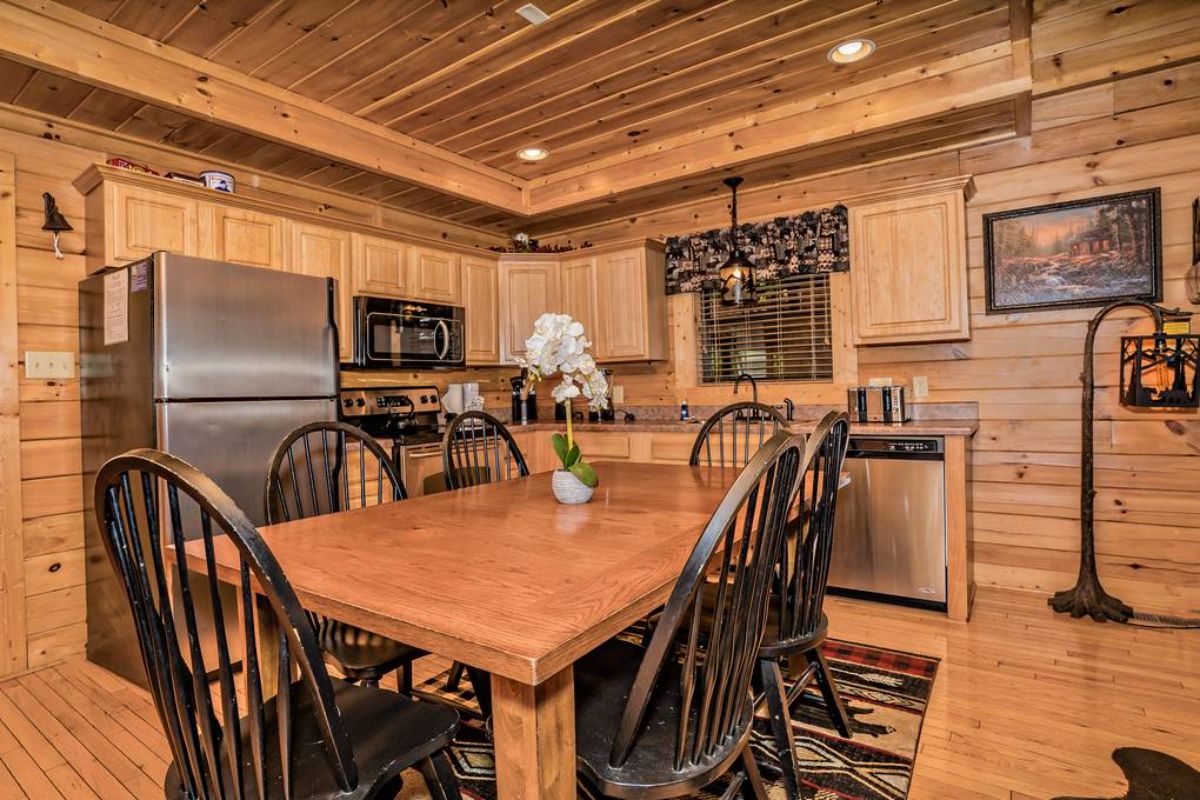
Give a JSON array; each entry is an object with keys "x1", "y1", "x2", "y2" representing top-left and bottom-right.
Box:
[
  {"x1": 312, "y1": 616, "x2": 426, "y2": 673},
  {"x1": 165, "y1": 678, "x2": 459, "y2": 800},
  {"x1": 697, "y1": 584, "x2": 829, "y2": 658},
  {"x1": 574, "y1": 638, "x2": 754, "y2": 799}
]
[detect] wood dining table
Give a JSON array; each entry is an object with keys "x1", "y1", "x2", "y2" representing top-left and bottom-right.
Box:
[{"x1": 185, "y1": 461, "x2": 744, "y2": 800}]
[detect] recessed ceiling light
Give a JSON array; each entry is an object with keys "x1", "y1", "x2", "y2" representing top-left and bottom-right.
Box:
[
  {"x1": 516, "y1": 146, "x2": 550, "y2": 162},
  {"x1": 516, "y1": 3, "x2": 550, "y2": 25},
  {"x1": 827, "y1": 38, "x2": 875, "y2": 64}
]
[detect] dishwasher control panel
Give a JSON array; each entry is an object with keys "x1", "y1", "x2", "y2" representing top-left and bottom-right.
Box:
[{"x1": 847, "y1": 436, "x2": 943, "y2": 455}]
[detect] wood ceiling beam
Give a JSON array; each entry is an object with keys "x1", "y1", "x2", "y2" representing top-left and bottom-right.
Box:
[
  {"x1": 526, "y1": 46, "x2": 1031, "y2": 213},
  {"x1": 0, "y1": 0, "x2": 530, "y2": 214}
]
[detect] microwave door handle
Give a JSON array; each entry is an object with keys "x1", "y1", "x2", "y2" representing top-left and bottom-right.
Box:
[{"x1": 434, "y1": 319, "x2": 451, "y2": 360}]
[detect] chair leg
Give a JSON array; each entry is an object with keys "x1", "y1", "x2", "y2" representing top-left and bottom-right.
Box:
[
  {"x1": 418, "y1": 751, "x2": 461, "y2": 800},
  {"x1": 759, "y1": 658, "x2": 801, "y2": 800},
  {"x1": 398, "y1": 661, "x2": 413, "y2": 695},
  {"x1": 739, "y1": 743, "x2": 769, "y2": 800},
  {"x1": 445, "y1": 661, "x2": 465, "y2": 692},
  {"x1": 807, "y1": 648, "x2": 852, "y2": 739},
  {"x1": 465, "y1": 665, "x2": 492, "y2": 718}
]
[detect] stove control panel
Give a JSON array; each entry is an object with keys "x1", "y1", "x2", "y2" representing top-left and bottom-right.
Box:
[{"x1": 339, "y1": 385, "x2": 441, "y2": 418}]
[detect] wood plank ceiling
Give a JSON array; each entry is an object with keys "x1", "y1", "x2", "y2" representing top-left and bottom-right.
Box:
[{"x1": 0, "y1": 0, "x2": 1033, "y2": 234}]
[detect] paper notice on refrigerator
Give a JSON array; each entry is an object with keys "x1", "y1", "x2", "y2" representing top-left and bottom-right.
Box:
[{"x1": 103, "y1": 269, "x2": 129, "y2": 346}]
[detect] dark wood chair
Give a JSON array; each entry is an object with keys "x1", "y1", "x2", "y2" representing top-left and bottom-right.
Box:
[
  {"x1": 439, "y1": 410, "x2": 530, "y2": 712},
  {"x1": 758, "y1": 410, "x2": 853, "y2": 800},
  {"x1": 572, "y1": 430, "x2": 808, "y2": 799},
  {"x1": 689, "y1": 401, "x2": 789, "y2": 468},
  {"x1": 442, "y1": 409, "x2": 530, "y2": 489},
  {"x1": 265, "y1": 420, "x2": 424, "y2": 692},
  {"x1": 94, "y1": 448, "x2": 460, "y2": 800}
]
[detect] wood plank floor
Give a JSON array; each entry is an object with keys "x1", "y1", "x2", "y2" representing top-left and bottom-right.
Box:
[{"x1": 0, "y1": 586, "x2": 1194, "y2": 799}]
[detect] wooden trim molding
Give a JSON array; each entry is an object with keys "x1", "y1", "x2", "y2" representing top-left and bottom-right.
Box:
[
  {"x1": 0, "y1": 149, "x2": 27, "y2": 677},
  {"x1": 0, "y1": 0, "x2": 528, "y2": 214}
]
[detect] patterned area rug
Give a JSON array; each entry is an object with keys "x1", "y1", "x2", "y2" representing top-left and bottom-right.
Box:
[{"x1": 407, "y1": 638, "x2": 938, "y2": 800}]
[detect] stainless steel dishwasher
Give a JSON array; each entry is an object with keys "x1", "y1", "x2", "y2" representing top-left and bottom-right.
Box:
[{"x1": 829, "y1": 435, "x2": 947, "y2": 610}]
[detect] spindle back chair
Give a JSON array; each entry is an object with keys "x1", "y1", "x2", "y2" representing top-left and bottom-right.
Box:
[
  {"x1": 574, "y1": 430, "x2": 807, "y2": 797},
  {"x1": 757, "y1": 411, "x2": 853, "y2": 800},
  {"x1": 689, "y1": 401, "x2": 789, "y2": 468},
  {"x1": 264, "y1": 420, "x2": 405, "y2": 524},
  {"x1": 94, "y1": 448, "x2": 459, "y2": 800},
  {"x1": 265, "y1": 421, "x2": 421, "y2": 689},
  {"x1": 442, "y1": 410, "x2": 529, "y2": 490}
]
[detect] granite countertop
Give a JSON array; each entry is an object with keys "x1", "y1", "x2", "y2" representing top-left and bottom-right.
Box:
[{"x1": 508, "y1": 418, "x2": 978, "y2": 436}]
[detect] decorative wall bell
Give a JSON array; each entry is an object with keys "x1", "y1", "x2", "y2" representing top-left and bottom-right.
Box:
[{"x1": 41, "y1": 192, "x2": 72, "y2": 260}]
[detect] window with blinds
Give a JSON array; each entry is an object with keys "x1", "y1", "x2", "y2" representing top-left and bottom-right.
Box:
[{"x1": 698, "y1": 273, "x2": 833, "y2": 383}]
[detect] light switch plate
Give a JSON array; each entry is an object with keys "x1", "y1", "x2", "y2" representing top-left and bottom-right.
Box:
[
  {"x1": 25, "y1": 351, "x2": 74, "y2": 379},
  {"x1": 613, "y1": 385, "x2": 625, "y2": 404},
  {"x1": 912, "y1": 375, "x2": 929, "y2": 398}
]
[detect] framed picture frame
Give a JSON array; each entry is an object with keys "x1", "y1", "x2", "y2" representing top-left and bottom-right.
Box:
[{"x1": 983, "y1": 188, "x2": 1162, "y2": 314}]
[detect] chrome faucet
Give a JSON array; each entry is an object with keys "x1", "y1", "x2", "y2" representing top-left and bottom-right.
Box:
[
  {"x1": 781, "y1": 397, "x2": 795, "y2": 421},
  {"x1": 733, "y1": 373, "x2": 758, "y2": 405}
]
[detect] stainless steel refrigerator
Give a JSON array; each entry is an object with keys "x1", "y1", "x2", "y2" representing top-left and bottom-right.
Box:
[{"x1": 80, "y1": 252, "x2": 339, "y2": 686}]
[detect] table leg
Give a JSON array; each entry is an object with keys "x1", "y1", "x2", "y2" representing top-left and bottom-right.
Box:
[
  {"x1": 490, "y1": 666, "x2": 576, "y2": 800},
  {"x1": 240, "y1": 591, "x2": 281, "y2": 700}
]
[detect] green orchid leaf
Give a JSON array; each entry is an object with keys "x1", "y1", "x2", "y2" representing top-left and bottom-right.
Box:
[
  {"x1": 565, "y1": 442, "x2": 581, "y2": 467},
  {"x1": 569, "y1": 459, "x2": 599, "y2": 488},
  {"x1": 551, "y1": 433, "x2": 569, "y2": 464}
]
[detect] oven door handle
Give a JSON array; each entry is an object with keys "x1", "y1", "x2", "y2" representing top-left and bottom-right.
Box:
[{"x1": 434, "y1": 319, "x2": 451, "y2": 360}]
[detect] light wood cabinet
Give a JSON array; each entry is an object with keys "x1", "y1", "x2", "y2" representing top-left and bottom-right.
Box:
[
  {"x1": 463, "y1": 255, "x2": 501, "y2": 365},
  {"x1": 499, "y1": 260, "x2": 561, "y2": 363},
  {"x1": 354, "y1": 233, "x2": 407, "y2": 297},
  {"x1": 849, "y1": 178, "x2": 972, "y2": 345},
  {"x1": 497, "y1": 242, "x2": 666, "y2": 365},
  {"x1": 560, "y1": 255, "x2": 598, "y2": 339},
  {"x1": 286, "y1": 221, "x2": 354, "y2": 362},
  {"x1": 203, "y1": 205, "x2": 284, "y2": 270},
  {"x1": 109, "y1": 184, "x2": 199, "y2": 263},
  {"x1": 593, "y1": 246, "x2": 667, "y2": 362},
  {"x1": 409, "y1": 247, "x2": 460, "y2": 304}
]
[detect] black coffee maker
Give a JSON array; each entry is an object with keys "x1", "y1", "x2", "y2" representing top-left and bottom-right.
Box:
[{"x1": 510, "y1": 372, "x2": 537, "y2": 423}]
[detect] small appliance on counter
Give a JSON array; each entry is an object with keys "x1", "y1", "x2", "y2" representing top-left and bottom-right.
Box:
[
  {"x1": 510, "y1": 372, "x2": 538, "y2": 423},
  {"x1": 847, "y1": 385, "x2": 910, "y2": 423}
]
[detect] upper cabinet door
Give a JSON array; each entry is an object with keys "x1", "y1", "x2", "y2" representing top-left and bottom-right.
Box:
[
  {"x1": 409, "y1": 247, "x2": 460, "y2": 304},
  {"x1": 591, "y1": 247, "x2": 667, "y2": 362},
  {"x1": 355, "y1": 234, "x2": 407, "y2": 298},
  {"x1": 112, "y1": 184, "x2": 199, "y2": 262},
  {"x1": 286, "y1": 221, "x2": 354, "y2": 362},
  {"x1": 499, "y1": 261, "x2": 561, "y2": 363},
  {"x1": 850, "y1": 189, "x2": 969, "y2": 345},
  {"x1": 560, "y1": 255, "x2": 597, "y2": 340},
  {"x1": 463, "y1": 255, "x2": 500, "y2": 365},
  {"x1": 205, "y1": 205, "x2": 284, "y2": 270}
]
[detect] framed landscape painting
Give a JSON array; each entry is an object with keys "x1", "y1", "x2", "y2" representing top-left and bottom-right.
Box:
[{"x1": 983, "y1": 188, "x2": 1162, "y2": 314}]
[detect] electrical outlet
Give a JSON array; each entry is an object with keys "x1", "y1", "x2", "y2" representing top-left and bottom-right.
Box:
[
  {"x1": 867, "y1": 376, "x2": 893, "y2": 387},
  {"x1": 912, "y1": 375, "x2": 930, "y2": 398},
  {"x1": 25, "y1": 351, "x2": 74, "y2": 380},
  {"x1": 613, "y1": 385, "x2": 625, "y2": 404}
]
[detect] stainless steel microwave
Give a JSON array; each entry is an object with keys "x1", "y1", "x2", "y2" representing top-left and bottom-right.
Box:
[{"x1": 352, "y1": 296, "x2": 465, "y2": 368}]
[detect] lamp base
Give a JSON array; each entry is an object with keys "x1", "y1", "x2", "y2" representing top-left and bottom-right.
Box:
[{"x1": 1049, "y1": 576, "x2": 1133, "y2": 623}]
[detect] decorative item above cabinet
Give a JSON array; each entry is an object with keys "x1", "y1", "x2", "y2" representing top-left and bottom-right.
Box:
[
  {"x1": 848, "y1": 176, "x2": 975, "y2": 345},
  {"x1": 497, "y1": 241, "x2": 667, "y2": 365}
]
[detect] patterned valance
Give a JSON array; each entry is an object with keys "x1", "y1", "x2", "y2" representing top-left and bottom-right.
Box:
[{"x1": 664, "y1": 205, "x2": 850, "y2": 295}]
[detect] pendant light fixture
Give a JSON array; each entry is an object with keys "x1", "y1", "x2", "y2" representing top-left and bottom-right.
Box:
[{"x1": 718, "y1": 176, "x2": 757, "y2": 305}]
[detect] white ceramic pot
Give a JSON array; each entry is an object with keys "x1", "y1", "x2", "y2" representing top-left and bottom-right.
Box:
[{"x1": 552, "y1": 469, "x2": 594, "y2": 504}]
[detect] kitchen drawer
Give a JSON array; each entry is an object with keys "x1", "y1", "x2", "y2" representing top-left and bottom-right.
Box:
[
  {"x1": 574, "y1": 432, "x2": 631, "y2": 460},
  {"x1": 649, "y1": 433, "x2": 696, "y2": 463}
]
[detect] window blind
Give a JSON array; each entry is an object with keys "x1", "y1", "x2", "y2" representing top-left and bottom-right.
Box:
[{"x1": 698, "y1": 273, "x2": 833, "y2": 384}]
